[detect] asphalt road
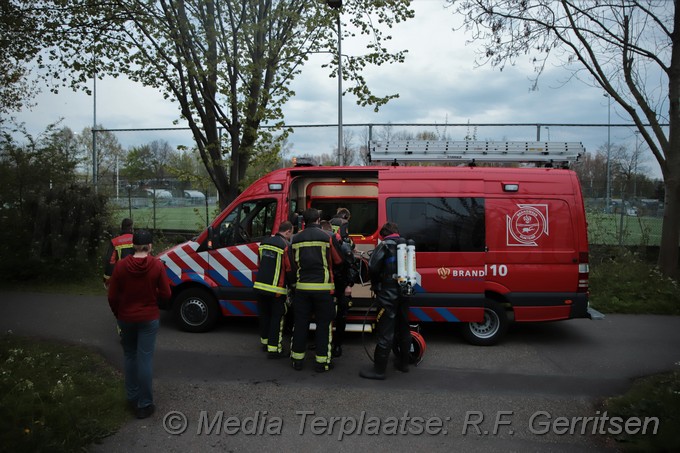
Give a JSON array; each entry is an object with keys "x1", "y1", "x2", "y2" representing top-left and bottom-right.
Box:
[{"x1": 1, "y1": 290, "x2": 679, "y2": 452}]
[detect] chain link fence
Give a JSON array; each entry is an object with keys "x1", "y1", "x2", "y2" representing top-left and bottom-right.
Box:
[{"x1": 95, "y1": 122, "x2": 665, "y2": 246}]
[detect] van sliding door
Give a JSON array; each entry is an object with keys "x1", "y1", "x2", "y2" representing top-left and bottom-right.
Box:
[{"x1": 386, "y1": 197, "x2": 486, "y2": 322}]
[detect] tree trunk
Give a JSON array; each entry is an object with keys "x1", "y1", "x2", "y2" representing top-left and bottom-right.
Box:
[
  {"x1": 657, "y1": 4, "x2": 680, "y2": 280},
  {"x1": 659, "y1": 4, "x2": 680, "y2": 281},
  {"x1": 658, "y1": 174, "x2": 680, "y2": 280}
]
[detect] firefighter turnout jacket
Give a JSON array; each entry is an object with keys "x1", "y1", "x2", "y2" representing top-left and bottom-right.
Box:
[
  {"x1": 103, "y1": 233, "x2": 134, "y2": 284},
  {"x1": 253, "y1": 233, "x2": 289, "y2": 296},
  {"x1": 289, "y1": 223, "x2": 343, "y2": 292}
]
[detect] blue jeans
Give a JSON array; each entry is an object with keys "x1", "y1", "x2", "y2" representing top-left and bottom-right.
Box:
[{"x1": 118, "y1": 319, "x2": 159, "y2": 409}]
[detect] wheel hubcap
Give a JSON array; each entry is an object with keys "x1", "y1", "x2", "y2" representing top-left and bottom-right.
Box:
[
  {"x1": 469, "y1": 308, "x2": 500, "y2": 339},
  {"x1": 182, "y1": 298, "x2": 208, "y2": 326}
]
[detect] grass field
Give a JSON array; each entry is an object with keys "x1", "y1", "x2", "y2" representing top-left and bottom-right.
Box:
[
  {"x1": 587, "y1": 212, "x2": 663, "y2": 246},
  {"x1": 112, "y1": 205, "x2": 214, "y2": 233},
  {"x1": 113, "y1": 205, "x2": 663, "y2": 246}
]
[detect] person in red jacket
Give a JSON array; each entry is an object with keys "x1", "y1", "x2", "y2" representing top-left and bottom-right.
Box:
[
  {"x1": 103, "y1": 218, "x2": 135, "y2": 288},
  {"x1": 108, "y1": 229, "x2": 171, "y2": 419}
]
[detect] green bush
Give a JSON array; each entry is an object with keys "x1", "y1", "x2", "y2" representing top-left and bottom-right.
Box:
[
  {"x1": 589, "y1": 247, "x2": 680, "y2": 315},
  {"x1": 0, "y1": 185, "x2": 111, "y2": 284}
]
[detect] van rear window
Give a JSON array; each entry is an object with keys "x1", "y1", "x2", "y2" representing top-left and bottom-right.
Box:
[{"x1": 386, "y1": 197, "x2": 485, "y2": 252}]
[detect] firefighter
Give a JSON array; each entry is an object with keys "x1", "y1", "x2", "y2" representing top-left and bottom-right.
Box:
[
  {"x1": 103, "y1": 218, "x2": 135, "y2": 288},
  {"x1": 254, "y1": 221, "x2": 294, "y2": 359},
  {"x1": 360, "y1": 221, "x2": 411, "y2": 380},
  {"x1": 329, "y1": 208, "x2": 356, "y2": 358},
  {"x1": 287, "y1": 208, "x2": 344, "y2": 372}
]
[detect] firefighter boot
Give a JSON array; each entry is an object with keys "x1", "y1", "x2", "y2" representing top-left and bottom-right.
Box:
[
  {"x1": 394, "y1": 339, "x2": 410, "y2": 373},
  {"x1": 359, "y1": 346, "x2": 390, "y2": 380}
]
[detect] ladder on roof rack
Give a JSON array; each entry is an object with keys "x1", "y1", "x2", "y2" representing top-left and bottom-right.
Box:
[{"x1": 368, "y1": 140, "x2": 584, "y2": 166}]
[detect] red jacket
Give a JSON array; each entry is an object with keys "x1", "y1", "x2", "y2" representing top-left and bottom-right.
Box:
[
  {"x1": 107, "y1": 255, "x2": 172, "y2": 322},
  {"x1": 103, "y1": 233, "x2": 134, "y2": 282}
]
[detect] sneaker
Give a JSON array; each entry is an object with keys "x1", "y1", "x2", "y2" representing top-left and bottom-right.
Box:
[
  {"x1": 292, "y1": 360, "x2": 303, "y2": 371},
  {"x1": 331, "y1": 345, "x2": 343, "y2": 358},
  {"x1": 314, "y1": 362, "x2": 334, "y2": 373},
  {"x1": 135, "y1": 404, "x2": 155, "y2": 419}
]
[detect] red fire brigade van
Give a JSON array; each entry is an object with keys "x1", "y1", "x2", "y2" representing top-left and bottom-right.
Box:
[{"x1": 158, "y1": 140, "x2": 597, "y2": 345}]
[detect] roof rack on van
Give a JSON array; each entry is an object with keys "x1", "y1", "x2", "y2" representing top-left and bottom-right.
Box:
[{"x1": 368, "y1": 140, "x2": 584, "y2": 167}]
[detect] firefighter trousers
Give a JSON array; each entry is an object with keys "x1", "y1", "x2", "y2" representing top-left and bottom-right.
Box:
[
  {"x1": 257, "y1": 293, "x2": 287, "y2": 353},
  {"x1": 290, "y1": 291, "x2": 335, "y2": 365},
  {"x1": 333, "y1": 285, "x2": 350, "y2": 347}
]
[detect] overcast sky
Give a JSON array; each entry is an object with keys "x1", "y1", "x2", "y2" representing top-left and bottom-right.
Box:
[{"x1": 11, "y1": 1, "x2": 661, "y2": 179}]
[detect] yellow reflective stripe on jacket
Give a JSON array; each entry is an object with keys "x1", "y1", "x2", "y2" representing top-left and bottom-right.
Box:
[
  {"x1": 114, "y1": 243, "x2": 133, "y2": 260},
  {"x1": 253, "y1": 281, "x2": 287, "y2": 295},
  {"x1": 260, "y1": 244, "x2": 284, "y2": 254},
  {"x1": 292, "y1": 240, "x2": 333, "y2": 291},
  {"x1": 296, "y1": 281, "x2": 335, "y2": 291},
  {"x1": 260, "y1": 243, "x2": 283, "y2": 287},
  {"x1": 291, "y1": 241, "x2": 330, "y2": 249},
  {"x1": 255, "y1": 242, "x2": 286, "y2": 294}
]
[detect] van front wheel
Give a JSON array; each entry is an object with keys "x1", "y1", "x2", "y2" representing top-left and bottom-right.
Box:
[
  {"x1": 173, "y1": 288, "x2": 219, "y2": 333},
  {"x1": 461, "y1": 300, "x2": 508, "y2": 346}
]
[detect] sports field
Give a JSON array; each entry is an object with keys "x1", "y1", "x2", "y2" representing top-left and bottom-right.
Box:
[
  {"x1": 586, "y1": 212, "x2": 662, "y2": 246},
  {"x1": 112, "y1": 205, "x2": 212, "y2": 233}
]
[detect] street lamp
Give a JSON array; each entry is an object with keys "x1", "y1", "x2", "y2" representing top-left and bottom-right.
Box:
[
  {"x1": 92, "y1": 44, "x2": 98, "y2": 193},
  {"x1": 634, "y1": 131, "x2": 640, "y2": 200},
  {"x1": 327, "y1": 0, "x2": 343, "y2": 164},
  {"x1": 604, "y1": 93, "x2": 612, "y2": 213}
]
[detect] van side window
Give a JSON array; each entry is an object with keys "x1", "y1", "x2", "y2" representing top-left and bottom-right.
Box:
[
  {"x1": 312, "y1": 199, "x2": 378, "y2": 236},
  {"x1": 386, "y1": 197, "x2": 485, "y2": 252},
  {"x1": 216, "y1": 198, "x2": 277, "y2": 247}
]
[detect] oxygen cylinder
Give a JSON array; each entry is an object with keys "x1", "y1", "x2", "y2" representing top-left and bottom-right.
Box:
[
  {"x1": 396, "y1": 238, "x2": 407, "y2": 284},
  {"x1": 406, "y1": 239, "x2": 416, "y2": 285}
]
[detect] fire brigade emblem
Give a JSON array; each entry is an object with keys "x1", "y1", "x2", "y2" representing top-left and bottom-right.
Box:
[
  {"x1": 437, "y1": 267, "x2": 451, "y2": 279},
  {"x1": 506, "y1": 204, "x2": 548, "y2": 246}
]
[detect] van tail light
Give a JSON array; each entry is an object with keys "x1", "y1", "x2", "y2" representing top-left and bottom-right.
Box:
[{"x1": 577, "y1": 252, "x2": 589, "y2": 293}]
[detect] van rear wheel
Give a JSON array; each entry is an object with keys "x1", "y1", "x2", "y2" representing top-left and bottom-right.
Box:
[
  {"x1": 173, "y1": 288, "x2": 219, "y2": 333},
  {"x1": 461, "y1": 299, "x2": 508, "y2": 346}
]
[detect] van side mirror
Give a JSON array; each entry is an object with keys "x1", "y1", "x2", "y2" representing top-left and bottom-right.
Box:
[{"x1": 207, "y1": 226, "x2": 216, "y2": 249}]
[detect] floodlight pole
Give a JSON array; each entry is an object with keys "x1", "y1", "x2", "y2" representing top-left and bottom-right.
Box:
[
  {"x1": 327, "y1": 0, "x2": 343, "y2": 165},
  {"x1": 337, "y1": 14, "x2": 343, "y2": 165},
  {"x1": 604, "y1": 93, "x2": 611, "y2": 213},
  {"x1": 93, "y1": 55, "x2": 98, "y2": 192},
  {"x1": 634, "y1": 131, "x2": 639, "y2": 200}
]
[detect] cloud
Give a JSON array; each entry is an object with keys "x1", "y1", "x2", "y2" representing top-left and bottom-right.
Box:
[{"x1": 10, "y1": 1, "x2": 662, "y2": 178}]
